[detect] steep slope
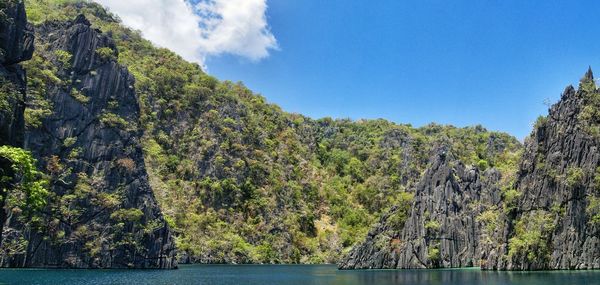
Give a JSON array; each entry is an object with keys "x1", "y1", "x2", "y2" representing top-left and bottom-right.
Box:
[
  {"x1": 339, "y1": 145, "x2": 504, "y2": 269},
  {"x1": 482, "y1": 70, "x2": 600, "y2": 270},
  {"x1": 20, "y1": 0, "x2": 523, "y2": 264},
  {"x1": 0, "y1": 0, "x2": 33, "y2": 146},
  {"x1": 0, "y1": 0, "x2": 34, "y2": 251},
  {"x1": 0, "y1": 11, "x2": 176, "y2": 268}
]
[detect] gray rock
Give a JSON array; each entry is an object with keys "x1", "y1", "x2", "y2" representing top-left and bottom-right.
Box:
[
  {"x1": 340, "y1": 147, "x2": 502, "y2": 269},
  {"x1": 482, "y1": 71, "x2": 600, "y2": 270},
  {"x1": 0, "y1": 15, "x2": 176, "y2": 269},
  {"x1": 0, "y1": 0, "x2": 33, "y2": 146}
]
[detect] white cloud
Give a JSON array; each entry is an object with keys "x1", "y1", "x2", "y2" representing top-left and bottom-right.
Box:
[{"x1": 93, "y1": 0, "x2": 277, "y2": 68}]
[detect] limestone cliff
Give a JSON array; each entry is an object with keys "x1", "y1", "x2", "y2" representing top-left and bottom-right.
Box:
[
  {"x1": 0, "y1": 13, "x2": 176, "y2": 269},
  {"x1": 339, "y1": 146, "x2": 502, "y2": 269},
  {"x1": 482, "y1": 70, "x2": 600, "y2": 270},
  {"x1": 0, "y1": 0, "x2": 33, "y2": 146}
]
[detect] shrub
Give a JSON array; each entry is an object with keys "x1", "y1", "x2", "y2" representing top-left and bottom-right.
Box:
[
  {"x1": 116, "y1": 157, "x2": 135, "y2": 173},
  {"x1": 54, "y1": 50, "x2": 72, "y2": 69},
  {"x1": 477, "y1": 159, "x2": 489, "y2": 171},
  {"x1": 427, "y1": 245, "x2": 441, "y2": 263},
  {"x1": 110, "y1": 208, "x2": 144, "y2": 222},
  {"x1": 95, "y1": 47, "x2": 115, "y2": 60},
  {"x1": 99, "y1": 112, "x2": 130, "y2": 130},
  {"x1": 63, "y1": 136, "x2": 77, "y2": 147},
  {"x1": 566, "y1": 167, "x2": 584, "y2": 189},
  {"x1": 508, "y1": 210, "x2": 555, "y2": 262},
  {"x1": 534, "y1": 115, "x2": 548, "y2": 129},
  {"x1": 424, "y1": 219, "x2": 441, "y2": 232},
  {"x1": 0, "y1": 146, "x2": 49, "y2": 215},
  {"x1": 70, "y1": 88, "x2": 89, "y2": 104}
]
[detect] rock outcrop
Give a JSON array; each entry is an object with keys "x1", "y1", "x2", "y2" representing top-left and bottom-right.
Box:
[
  {"x1": 0, "y1": 0, "x2": 33, "y2": 146},
  {"x1": 0, "y1": 0, "x2": 34, "y2": 255},
  {"x1": 0, "y1": 14, "x2": 176, "y2": 269},
  {"x1": 339, "y1": 147, "x2": 502, "y2": 269},
  {"x1": 482, "y1": 70, "x2": 600, "y2": 270}
]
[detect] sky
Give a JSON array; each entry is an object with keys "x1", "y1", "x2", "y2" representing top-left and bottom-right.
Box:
[{"x1": 93, "y1": 0, "x2": 600, "y2": 140}]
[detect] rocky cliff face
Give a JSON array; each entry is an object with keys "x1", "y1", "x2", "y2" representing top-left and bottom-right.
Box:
[
  {"x1": 339, "y1": 146, "x2": 502, "y2": 269},
  {"x1": 0, "y1": 14, "x2": 176, "y2": 268},
  {"x1": 0, "y1": 0, "x2": 33, "y2": 146},
  {"x1": 482, "y1": 70, "x2": 600, "y2": 270},
  {"x1": 0, "y1": 0, "x2": 34, "y2": 256}
]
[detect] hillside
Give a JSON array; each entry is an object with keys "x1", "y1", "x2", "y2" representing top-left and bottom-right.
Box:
[
  {"x1": 0, "y1": 0, "x2": 522, "y2": 266},
  {"x1": 481, "y1": 70, "x2": 600, "y2": 270}
]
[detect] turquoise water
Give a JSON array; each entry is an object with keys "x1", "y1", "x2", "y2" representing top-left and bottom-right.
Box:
[{"x1": 1, "y1": 265, "x2": 600, "y2": 285}]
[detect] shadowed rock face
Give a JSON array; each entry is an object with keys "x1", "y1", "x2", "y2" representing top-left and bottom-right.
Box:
[
  {"x1": 339, "y1": 148, "x2": 502, "y2": 269},
  {"x1": 482, "y1": 71, "x2": 600, "y2": 270},
  {"x1": 0, "y1": 0, "x2": 34, "y2": 146},
  {"x1": 0, "y1": 0, "x2": 34, "y2": 257},
  {"x1": 1, "y1": 14, "x2": 176, "y2": 269}
]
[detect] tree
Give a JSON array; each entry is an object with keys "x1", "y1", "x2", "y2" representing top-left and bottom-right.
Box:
[{"x1": 0, "y1": 146, "x2": 48, "y2": 245}]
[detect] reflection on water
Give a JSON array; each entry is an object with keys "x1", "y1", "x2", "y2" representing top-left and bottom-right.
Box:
[{"x1": 1, "y1": 264, "x2": 599, "y2": 285}]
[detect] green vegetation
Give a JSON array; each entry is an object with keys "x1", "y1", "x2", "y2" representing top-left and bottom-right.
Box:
[
  {"x1": 588, "y1": 167, "x2": 600, "y2": 227},
  {"x1": 53, "y1": 50, "x2": 72, "y2": 69},
  {"x1": 534, "y1": 115, "x2": 548, "y2": 130},
  {"x1": 477, "y1": 207, "x2": 500, "y2": 245},
  {"x1": 0, "y1": 146, "x2": 48, "y2": 211},
  {"x1": 0, "y1": 146, "x2": 48, "y2": 243},
  {"x1": 70, "y1": 88, "x2": 90, "y2": 104},
  {"x1": 22, "y1": 48, "x2": 58, "y2": 128},
  {"x1": 427, "y1": 244, "x2": 441, "y2": 265},
  {"x1": 63, "y1": 136, "x2": 77, "y2": 147},
  {"x1": 99, "y1": 112, "x2": 130, "y2": 130},
  {"x1": 0, "y1": 79, "x2": 19, "y2": 113},
  {"x1": 578, "y1": 71, "x2": 600, "y2": 138},
  {"x1": 95, "y1": 47, "x2": 115, "y2": 61},
  {"x1": 566, "y1": 167, "x2": 584, "y2": 189},
  {"x1": 507, "y1": 210, "x2": 555, "y2": 263},
  {"x1": 22, "y1": 0, "x2": 523, "y2": 264}
]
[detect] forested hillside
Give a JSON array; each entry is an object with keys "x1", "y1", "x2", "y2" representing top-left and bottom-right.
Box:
[{"x1": 5, "y1": 0, "x2": 522, "y2": 265}]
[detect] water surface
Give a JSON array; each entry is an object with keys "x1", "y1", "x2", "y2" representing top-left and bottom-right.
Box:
[{"x1": 1, "y1": 264, "x2": 599, "y2": 285}]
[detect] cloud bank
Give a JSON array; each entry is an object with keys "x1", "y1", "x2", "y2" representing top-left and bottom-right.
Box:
[{"x1": 93, "y1": 0, "x2": 278, "y2": 68}]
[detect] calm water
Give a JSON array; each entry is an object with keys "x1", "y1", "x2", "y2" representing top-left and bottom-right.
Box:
[{"x1": 1, "y1": 264, "x2": 600, "y2": 285}]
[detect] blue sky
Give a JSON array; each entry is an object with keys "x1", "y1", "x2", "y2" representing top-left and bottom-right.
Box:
[
  {"x1": 199, "y1": 0, "x2": 600, "y2": 140},
  {"x1": 97, "y1": 0, "x2": 600, "y2": 140}
]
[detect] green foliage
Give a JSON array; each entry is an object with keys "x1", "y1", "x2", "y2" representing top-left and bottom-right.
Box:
[
  {"x1": 22, "y1": 49, "x2": 57, "y2": 128},
  {"x1": 0, "y1": 79, "x2": 19, "y2": 113},
  {"x1": 24, "y1": 0, "x2": 81, "y2": 24},
  {"x1": 95, "y1": 47, "x2": 115, "y2": 61},
  {"x1": 54, "y1": 50, "x2": 72, "y2": 69},
  {"x1": 427, "y1": 244, "x2": 441, "y2": 263},
  {"x1": 385, "y1": 192, "x2": 414, "y2": 228},
  {"x1": 99, "y1": 112, "x2": 131, "y2": 130},
  {"x1": 477, "y1": 159, "x2": 489, "y2": 171},
  {"x1": 565, "y1": 167, "x2": 584, "y2": 189},
  {"x1": 534, "y1": 115, "x2": 548, "y2": 129},
  {"x1": 0, "y1": 146, "x2": 48, "y2": 212},
  {"x1": 587, "y1": 196, "x2": 600, "y2": 226},
  {"x1": 477, "y1": 208, "x2": 500, "y2": 244},
  {"x1": 70, "y1": 88, "x2": 89, "y2": 104},
  {"x1": 578, "y1": 74, "x2": 600, "y2": 138},
  {"x1": 501, "y1": 187, "x2": 521, "y2": 213},
  {"x1": 63, "y1": 136, "x2": 77, "y2": 147},
  {"x1": 110, "y1": 208, "x2": 144, "y2": 222},
  {"x1": 23, "y1": 0, "x2": 524, "y2": 264},
  {"x1": 508, "y1": 210, "x2": 555, "y2": 262},
  {"x1": 424, "y1": 219, "x2": 441, "y2": 232}
]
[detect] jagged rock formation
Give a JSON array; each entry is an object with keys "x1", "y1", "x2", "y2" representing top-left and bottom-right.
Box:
[
  {"x1": 0, "y1": 14, "x2": 176, "y2": 269},
  {"x1": 482, "y1": 70, "x2": 600, "y2": 270},
  {"x1": 0, "y1": 0, "x2": 33, "y2": 146},
  {"x1": 0, "y1": 0, "x2": 34, "y2": 256},
  {"x1": 339, "y1": 147, "x2": 502, "y2": 269}
]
